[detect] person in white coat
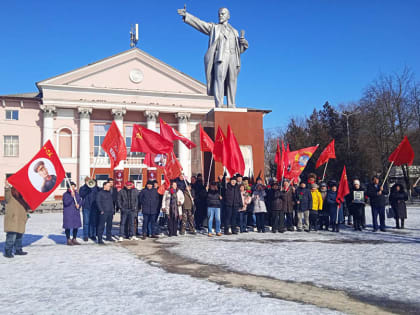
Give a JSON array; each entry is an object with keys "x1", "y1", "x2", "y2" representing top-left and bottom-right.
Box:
[
  {"x1": 252, "y1": 184, "x2": 267, "y2": 232},
  {"x1": 162, "y1": 181, "x2": 185, "y2": 237}
]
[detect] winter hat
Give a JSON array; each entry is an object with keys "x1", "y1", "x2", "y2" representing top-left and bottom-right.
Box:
[
  {"x1": 125, "y1": 181, "x2": 133, "y2": 186},
  {"x1": 146, "y1": 180, "x2": 154, "y2": 186},
  {"x1": 311, "y1": 183, "x2": 319, "y2": 189}
]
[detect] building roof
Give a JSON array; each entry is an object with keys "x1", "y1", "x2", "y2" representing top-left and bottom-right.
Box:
[
  {"x1": 36, "y1": 47, "x2": 206, "y2": 89},
  {"x1": 0, "y1": 92, "x2": 41, "y2": 99}
]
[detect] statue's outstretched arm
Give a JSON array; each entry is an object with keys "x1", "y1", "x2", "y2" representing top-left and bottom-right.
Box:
[{"x1": 178, "y1": 10, "x2": 213, "y2": 36}]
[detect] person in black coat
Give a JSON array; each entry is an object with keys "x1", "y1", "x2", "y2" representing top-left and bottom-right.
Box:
[
  {"x1": 139, "y1": 180, "x2": 160, "y2": 239},
  {"x1": 117, "y1": 182, "x2": 139, "y2": 240},
  {"x1": 223, "y1": 176, "x2": 243, "y2": 234},
  {"x1": 345, "y1": 180, "x2": 366, "y2": 231},
  {"x1": 270, "y1": 182, "x2": 284, "y2": 233},
  {"x1": 192, "y1": 175, "x2": 207, "y2": 230},
  {"x1": 367, "y1": 176, "x2": 389, "y2": 232},
  {"x1": 79, "y1": 178, "x2": 99, "y2": 242},
  {"x1": 295, "y1": 182, "x2": 312, "y2": 232},
  {"x1": 96, "y1": 181, "x2": 115, "y2": 244},
  {"x1": 206, "y1": 181, "x2": 223, "y2": 236},
  {"x1": 389, "y1": 183, "x2": 408, "y2": 229}
]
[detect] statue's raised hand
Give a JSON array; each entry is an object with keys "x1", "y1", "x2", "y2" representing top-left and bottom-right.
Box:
[{"x1": 177, "y1": 8, "x2": 186, "y2": 17}]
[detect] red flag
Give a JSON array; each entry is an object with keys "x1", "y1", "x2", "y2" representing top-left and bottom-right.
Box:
[
  {"x1": 275, "y1": 140, "x2": 283, "y2": 181},
  {"x1": 274, "y1": 140, "x2": 281, "y2": 165},
  {"x1": 101, "y1": 121, "x2": 127, "y2": 171},
  {"x1": 283, "y1": 142, "x2": 290, "y2": 178},
  {"x1": 336, "y1": 166, "x2": 350, "y2": 205},
  {"x1": 158, "y1": 152, "x2": 183, "y2": 195},
  {"x1": 388, "y1": 136, "x2": 415, "y2": 166},
  {"x1": 199, "y1": 124, "x2": 214, "y2": 152},
  {"x1": 213, "y1": 126, "x2": 227, "y2": 163},
  {"x1": 159, "y1": 118, "x2": 196, "y2": 149},
  {"x1": 225, "y1": 125, "x2": 245, "y2": 176},
  {"x1": 285, "y1": 145, "x2": 318, "y2": 182},
  {"x1": 315, "y1": 139, "x2": 336, "y2": 168},
  {"x1": 7, "y1": 140, "x2": 65, "y2": 210},
  {"x1": 131, "y1": 124, "x2": 173, "y2": 154}
]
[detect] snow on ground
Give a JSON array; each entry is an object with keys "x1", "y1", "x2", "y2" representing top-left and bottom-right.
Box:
[
  {"x1": 161, "y1": 206, "x2": 420, "y2": 306},
  {"x1": 0, "y1": 213, "x2": 341, "y2": 315}
]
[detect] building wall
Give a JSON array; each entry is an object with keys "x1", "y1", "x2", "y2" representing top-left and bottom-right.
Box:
[{"x1": 0, "y1": 98, "x2": 42, "y2": 198}]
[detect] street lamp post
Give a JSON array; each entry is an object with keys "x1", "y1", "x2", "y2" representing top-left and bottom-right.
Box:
[{"x1": 333, "y1": 109, "x2": 360, "y2": 151}]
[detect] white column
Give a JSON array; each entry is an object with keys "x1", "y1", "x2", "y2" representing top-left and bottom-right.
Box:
[
  {"x1": 144, "y1": 111, "x2": 159, "y2": 174},
  {"x1": 41, "y1": 105, "x2": 56, "y2": 144},
  {"x1": 78, "y1": 107, "x2": 92, "y2": 183},
  {"x1": 111, "y1": 108, "x2": 126, "y2": 134},
  {"x1": 175, "y1": 112, "x2": 191, "y2": 178},
  {"x1": 111, "y1": 109, "x2": 126, "y2": 170},
  {"x1": 144, "y1": 110, "x2": 159, "y2": 132}
]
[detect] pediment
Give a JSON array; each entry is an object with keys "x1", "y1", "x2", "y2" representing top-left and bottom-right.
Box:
[{"x1": 37, "y1": 48, "x2": 206, "y2": 95}]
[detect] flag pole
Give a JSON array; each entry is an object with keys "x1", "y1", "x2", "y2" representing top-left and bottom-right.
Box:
[
  {"x1": 91, "y1": 156, "x2": 98, "y2": 179},
  {"x1": 322, "y1": 160, "x2": 329, "y2": 182},
  {"x1": 335, "y1": 204, "x2": 340, "y2": 225},
  {"x1": 413, "y1": 177, "x2": 420, "y2": 187},
  {"x1": 64, "y1": 173, "x2": 79, "y2": 208},
  {"x1": 381, "y1": 161, "x2": 394, "y2": 189},
  {"x1": 206, "y1": 156, "x2": 214, "y2": 188}
]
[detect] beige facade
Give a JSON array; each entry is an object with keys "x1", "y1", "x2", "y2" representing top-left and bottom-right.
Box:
[{"x1": 1, "y1": 48, "x2": 215, "y2": 199}]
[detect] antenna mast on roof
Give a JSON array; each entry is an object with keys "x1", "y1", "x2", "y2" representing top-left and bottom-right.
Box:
[{"x1": 130, "y1": 23, "x2": 139, "y2": 48}]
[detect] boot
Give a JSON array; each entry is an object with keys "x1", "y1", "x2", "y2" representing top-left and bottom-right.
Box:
[
  {"x1": 67, "y1": 239, "x2": 73, "y2": 246},
  {"x1": 4, "y1": 250, "x2": 14, "y2": 258},
  {"x1": 142, "y1": 234, "x2": 147, "y2": 240},
  {"x1": 72, "y1": 238, "x2": 81, "y2": 245},
  {"x1": 15, "y1": 249, "x2": 28, "y2": 255},
  {"x1": 395, "y1": 219, "x2": 400, "y2": 229},
  {"x1": 401, "y1": 219, "x2": 404, "y2": 229}
]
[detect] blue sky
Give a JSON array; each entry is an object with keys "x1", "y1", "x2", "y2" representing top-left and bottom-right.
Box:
[{"x1": 1, "y1": 1, "x2": 419, "y2": 130}]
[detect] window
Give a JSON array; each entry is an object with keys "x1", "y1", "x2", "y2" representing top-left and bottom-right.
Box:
[
  {"x1": 5, "y1": 110, "x2": 18, "y2": 120},
  {"x1": 60, "y1": 172, "x2": 72, "y2": 188},
  {"x1": 125, "y1": 126, "x2": 144, "y2": 157},
  {"x1": 58, "y1": 128, "x2": 72, "y2": 158},
  {"x1": 95, "y1": 174, "x2": 109, "y2": 188},
  {"x1": 93, "y1": 125, "x2": 109, "y2": 157},
  {"x1": 3, "y1": 136, "x2": 19, "y2": 157}
]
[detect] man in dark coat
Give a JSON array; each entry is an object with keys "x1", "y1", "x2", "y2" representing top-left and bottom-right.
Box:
[
  {"x1": 79, "y1": 177, "x2": 99, "y2": 242},
  {"x1": 96, "y1": 181, "x2": 115, "y2": 244},
  {"x1": 181, "y1": 184, "x2": 196, "y2": 235},
  {"x1": 117, "y1": 181, "x2": 139, "y2": 240},
  {"x1": 224, "y1": 176, "x2": 243, "y2": 234},
  {"x1": 281, "y1": 180, "x2": 295, "y2": 231},
  {"x1": 389, "y1": 183, "x2": 408, "y2": 229},
  {"x1": 295, "y1": 181, "x2": 312, "y2": 232},
  {"x1": 270, "y1": 182, "x2": 283, "y2": 233},
  {"x1": 138, "y1": 180, "x2": 160, "y2": 239},
  {"x1": 345, "y1": 179, "x2": 366, "y2": 231},
  {"x1": 192, "y1": 174, "x2": 207, "y2": 230},
  {"x1": 367, "y1": 176, "x2": 389, "y2": 232}
]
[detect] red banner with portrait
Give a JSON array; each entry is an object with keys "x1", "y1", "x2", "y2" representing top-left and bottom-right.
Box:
[{"x1": 7, "y1": 140, "x2": 65, "y2": 210}]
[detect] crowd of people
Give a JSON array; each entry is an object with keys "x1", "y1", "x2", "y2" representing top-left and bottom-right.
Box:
[{"x1": 3, "y1": 171, "x2": 411, "y2": 257}]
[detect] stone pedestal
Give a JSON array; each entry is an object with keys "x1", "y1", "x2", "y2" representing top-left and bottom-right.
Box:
[{"x1": 200, "y1": 108, "x2": 267, "y2": 182}]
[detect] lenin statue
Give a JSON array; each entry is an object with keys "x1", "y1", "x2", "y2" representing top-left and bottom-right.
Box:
[{"x1": 178, "y1": 7, "x2": 249, "y2": 108}]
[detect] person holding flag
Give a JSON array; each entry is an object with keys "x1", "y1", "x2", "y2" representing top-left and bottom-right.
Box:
[
  {"x1": 367, "y1": 176, "x2": 389, "y2": 232},
  {"x1": 326, "y1": 182, "x2": 340, "y2": 232},
  {"x1": 3, "y1": 181, "x2": 31, "y2": 258},
  {"x1": 62, "y1": 181, "x2": 82, "y2": 246}
]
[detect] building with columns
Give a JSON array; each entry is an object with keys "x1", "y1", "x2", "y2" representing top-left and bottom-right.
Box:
[{"x1": 0, "y1": 48, "x2": 268, "y2": 200}]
